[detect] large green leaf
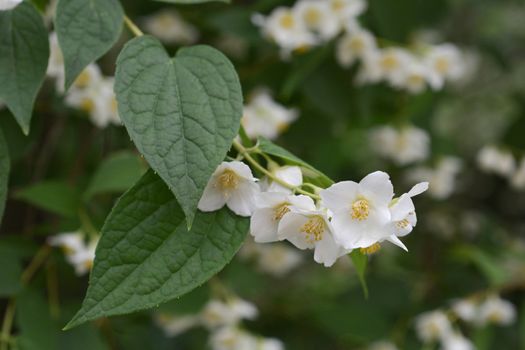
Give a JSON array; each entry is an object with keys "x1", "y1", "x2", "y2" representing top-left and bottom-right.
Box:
[
  {"x1": 15, "y1": 180, "x2": 81, "y2": 218},
  {"x1": 55, "y1": 0, "x2": 123, "y2": 90},
  {"x1": 0, "y1": 128, "x2": 9, "y2": 224},
  {"x1": 83, "y1": 151, "x2": 146, "y2": 200},
  {"x1": 115, "y1": 36, "x2": 243, "y2": 226},
  {"x1": 0, "y1": 1, "x2": 49, "y2": 135},
  {"x1": 65, "y1": 170, "x2": 249, "y2": 329},
  {"x1": 257, "y1": 137, "x2": 334, "y2": 188}
]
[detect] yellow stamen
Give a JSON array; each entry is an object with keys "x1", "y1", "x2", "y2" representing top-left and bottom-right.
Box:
[
  {"x1": 74, "y1": 70, "x2": 91, "y2": 88},
  {"x1": 360, "y1": 243, "x2": 381, "y2": 255},
  {"x1": 304, "y1": 8, "x2": 321, "y2": 26},
  {"x1": 216, "y1": 169, "x2": 239, "y2": 192},
  {"x1": 279, "y1": 13, "x2": 295, "y2": 29},
  {"x1": 351, "y1": 198, "x2": 370, "y2": 221},
  {"x1": 350, "y1": 37, "x2": 365, "y2": 52},
  {"x1": 331, "y1": 0, "x2": 344, "y2": 11},
  {"x1": 273, "y1": 203, "x2": 291, "y2": 221},
  {"x1": 80, "y1": 98, "x2": 95, "y2": 113},
  {"x1": 435, "y1": 57, "x2": 449, "y2": 74},
  {"x1": 396, "y1": 219, "x2": 410, "y2": 229},
  {"x1": 380, "y1": 54, "x2": 399, "y2": 71},
  {"x1": 300, "y1": 215, "x2": 325, "y2": 242}
]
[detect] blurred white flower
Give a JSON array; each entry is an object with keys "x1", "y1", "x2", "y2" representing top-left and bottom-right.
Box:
[
  {"x1": 390, "y1": 58, "x2": 432, "y2": 94},
  {"x1": 440, "y1": 332, "x2": 474, "y2": 350},
  {"x1": 255, "y1": 243, "x2": 303, "y2": 277},
  {"x1": 375, "y1": 48, "x2": 414, "y2": 84},
  {"x1": 367, "y1": 341, "x2": 398, "y2": 350},
  {"x1": 201, "y1": 298, "x2": 258, "y2": 329},
  {"x1": 48, "y1": 232, "x2": 98, "y2": 276},
  {"x1": 511, "y1": 156, "x2": 525, "y2": 189},
  {"x1": 0, "y1": 0, "x2": 21, "y2": 10},
  {"x1": 320, "y1": 171, "x2": 394, "y2": 250},
  {"x1": 370, "y1": 125, "x2": 430, "y2": 166},
  {"x1": 410, "y1": 157, "x2": 462, "y2": 199},
  {"x1": 451, "y1": 299, "x2": 478, "y2": 323},
  {"x1": 47, "y1": 32, "x2": 66, "y2": 91},
  {"x1": 210, "y1": 326, "x2": 258, "y2": 350},
  {"x1": 477, "y1": 145, "x2": 516, "y2": 177},
  {"x1": 155, "y1": 313, "x2": 200, "y2": 337},
  {"x1": 198, "y1": 161, "x2": 260, "y2": 217},
  {"x1": 250, "y1": 192, "x2": 312, "y2": 243},
  {"x1": 477, "y1": 295, "x2": 516, "y2": 326},
  {"x1": 142, "y1": 9, "x2": 198, "y2": 45},
  {"x1": 261, "y1": 166, "x2": 303, "y2": 193},
  {"x1": 48, "y1": 231, "x2": 85, "y2": 255},
  {"x1": 294, "y1": 0, "x2": 341, "y2": 40},
  {"x1": 415, "y1": 310, "x2": 452, "y2": 343},
  {"x1": 328, "y1": 0, "x2": 367, "y2": 24},
  {"x1": 242, "y1": 90, "x2": 298, "y2": 140},
  {"x1": 278, "y1": 196, "x2": 348, "y2": 266},
  {"x1": 425, "y1": 44, "x2": 466, "y2": 89},
  {"x1": 336, "y1": 27, "x2": 377, "y2": 67}
]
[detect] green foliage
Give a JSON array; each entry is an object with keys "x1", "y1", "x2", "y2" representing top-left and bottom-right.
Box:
[
  {"x1": 0, "y1": 1, "x2": 49, "y2": 135},
  {"x1": 115, "y1": 36, "x2": 243, "y2": 226},
  {"x1": 0, "y1": 128, "x2": 9, "y2": 224},
  {"x1": 83, "y1": 151, "x2": 146, "y2": 200},
  {"x1": 349, "y1": 250, "x2": 369, "y2": 299},
  {"x1": 66, "y1": 171, "x2": 249, "y2": 329},
  {"x1": 0, "y1": 243, "x2": 23, "y2": 297},
  {"x1": 54, "y1": 0, "x2": 124, "y2": 90},
  {"x1": 15, "y1": 181, "x2": 81, "y2": 218}
]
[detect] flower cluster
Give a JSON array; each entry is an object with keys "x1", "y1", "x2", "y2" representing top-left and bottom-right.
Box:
[
  {"x1": 47, "y1": 32, "x2": 121, "y2": 128},
  {"x1": 242, "y1": 89, "x2": 298, "y2": 140},
  {"x1": 477, "y1": 145, "x2": 525, "y2": 190},
  {"x1": 141, "y1": 9, "x2": 199, "y2": 45},
  {"x1": 253, "y1": 0, "x2": 471, "y2": 93},
  {"x1": 47, "y1": 231, "x2": 98, "y2": 276},
  {"x1": 198, "y1": 158, "x2": 427, "y2": 267},
  {"x1": 156, "y1": 296, "x2": 283, "y2": 350},
  {"x1": 415, "y1": 294, "x2": 516, "y2": 350},
  {"x1": 370, "y1": 125, "x2": 430, "y2": 165}
]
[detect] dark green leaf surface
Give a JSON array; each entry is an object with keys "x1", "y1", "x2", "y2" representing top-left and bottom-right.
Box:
[
  {"x1": 349, "y1": 251, "x2": 368, "y2": 299},
  {"x1": 66, "y1": 170, "x2": 249, "y2": 329},
  {"x1": 0, "y1": 128, "x2": 9, "y2": 224},
  {"x1": 115, "y1": 36, "x2": 242, "y2": 226},
  {"x1": 15, "y1": 181, "x2": 81, "y2": 218},
  {"x1": 83, "y1": 151, "x2": 146, "y2": 200},
  {"x1": 0, "y1": 1, "x2": 49, "y2": 134},
  {"x1": 55, "y1": 0, "x2": 123, "y2": 89},
  {"x1": 257, "y1": 137, "x2": 334, "y2": 188}
]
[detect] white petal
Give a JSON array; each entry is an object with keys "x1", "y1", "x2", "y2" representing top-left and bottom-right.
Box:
[
  {"x1": 224, "y1": 161, "x2": 255, "y2": 180},
  {"x1": 408, "y1": 182, "x2": 429, "y2": 197},
  {"x1": 250, "y1": 208, "x2": 281, "y2": 243},
  {"x1": 314, "y1": 233, "x2": 345, "y2": 267},
  {"x1": 227, "y1": 181, "x2": 259, "y2": 216},
  {"x1": 390, "y1": 195, "x2": 415, "y2": 221},
  {"x1": 288, "y1": 195, "x2": 316, "y2": 211},
  {"x1": 255, "y1": 192, "x2": 288, "y2": 208},
  {"x1": 273, "y1": 166, "x2": 303, "y2": 187},
  {"x1": 319, "y1": 181, "x2": 358, "y2": 212},
  {"x1": 198, "y1": 179, "x2": 226, "y2": 212},
  {"x1": 277, "y1": 213, "x2": 314, "y2": 250},
  {"x1": 386, "y1": 235, "x2": 408, "y2": 251},
  {"x1": 359, "y1": 171, "x2": 394, "y2": 207}
]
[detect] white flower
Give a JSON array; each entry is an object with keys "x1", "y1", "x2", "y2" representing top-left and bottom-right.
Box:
[
  {"x1": 390, "y1": 58, "x2": 432, "y2": 93},
  {"x1": 374, "y1": 48, "x2": 414, "y2": 84},
  {"x1": 49, "y1": 232, "x2": 98, "y2": 276},
  {"x1": 200, "y1": 298, "x2": 258, "y2": 329},
  {"x1": 48, "y1": 231, "x2": 85, "y2": 255},
  {"x1": 47, "y1": 32, "x2": 66, "y2": 91},
  {"x1": 210, "y1": 327, "x2": 258, "y2": 350},
  {"x1": 154, "y1": 313, "x2": 200, "y2": 337},
  {"x1": 425, "y1": 44, "x2": 465, "y2": 89},
  {"x1": 242, "y1": 90, "x2": 298, "y2": 140},
  {"x1": 320, "y1": 171, "x2": 394, "y2": 250},
  {"x1": 250, "y1": 192, "x2": 312, "y2": 243},
  {"x1": 451, "y1": 299, "x2": 478, "y2": 323},
  {"x1": 294, "y1": 0, "x2": 341, "y2": 40},
  {"x1": 477, "y1": 145, "x2": 516, "y2": 177},
  {"x1": 259, "y1": 338, "x2": 284, "y2": 350},
  {"x1": 370, "y1": 125, "x2": 430, "y2": 166},
  {"x1": 336, "y1": 27, "x2": 377, "y2": 67},
  {"x1": 415, "y1": 310, "x2": 452, "y2": 343},
  {"x1": 255, "y1": 243, "x2": 303, "y2": 277},
  {"x1": 387, "y1": 182, "x2": 428, "y2": 250},
  {"x1": 368, "y1": 341, "x2": 398, "y2": 350},
  {"x1": 261, "y1": 166, "x2": 303, "y2": 193},
  {"x1": 253, "y1": 7, "x2": 317, "y2": 55},
  {"x1": 278, "y1": 196, "x2": 348, "y2": 266},
  {"x1": 328, "y1": 0, "x2": 367, "y2": 24},
  {"x1": 198, "y1": 161, "x2": 260, "y2": 217},
  {"x1": 410, "y1": 157, "x2": 462, "y2": 199},
  {"x1": 440, "y1": 332, "x2": 474, "y2": 350},
  {"x1": 511, "y1": 157, "x2": 525, "y2": 189},
  {"x1": 477, "y1": 295, "x2": 516, "y2": 326},
  {"x1": 0, "y1": 0, "x2": 21, "y2": 11},
  {"x1": 142, "y1": 9, "x2": 198, "y2": 45}
]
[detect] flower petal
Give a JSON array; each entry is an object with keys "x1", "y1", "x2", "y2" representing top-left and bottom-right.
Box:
[
  {"x1": 408, "y1": 181, "x2": 429, "y2": 197},
  {"x1": 359, "y1": 171, "x2": 394, "y2": 207},
  {"x1": 250, "y1": 208, "x2": 281, "y2": 243},
  {"x1": 319, "y1": 181, "x2": 359, "y2": 212}
]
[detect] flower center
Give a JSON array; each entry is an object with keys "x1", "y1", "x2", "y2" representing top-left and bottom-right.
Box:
[
  {"x1": 350, "y1": 37, "x2": 365, "y2": 52},
  {"x1": 360, "y1": 243, "x2": 381, "y2": 255},
  {"x1": 300, "y1": 215, "x2": 325, "y2": 242},
  {"x1": 216, "y1": 169, "x2": 239, "y2": 192},
  {"x1": 74, "y1": 70, "x2": 92, "y2": 88},
  {"x1": 408, "y1": 74, "x2": 424, "y2": 87},
  {"x1": 351, "y1": 198, "x2": 370, "y2": 221},
  {"x1": 380, "y1": 55, "x2": 399, "y2": 71},
  {"x1": 435, "y1": 57, "x2": 450, "y2": 74},
  {"x1": 331, "y1": 0, "x2": 344, "y2": 11},
  {"x1": 80, "y1": 98, "x2": 95, "y2": 113},
  {"x1": 273, "y1": 203, "x2": 290, "y2": 221},
  {"x1": 279, "y1": 13, "x2": 295, "y2": 29},
  {"x1": 304, "y1": 8, "x2": 321, "y2": 26}
]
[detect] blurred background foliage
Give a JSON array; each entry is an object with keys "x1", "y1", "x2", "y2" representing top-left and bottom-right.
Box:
[{"x1": 1, "y1": 0, "x2": 525, "y2": 349}]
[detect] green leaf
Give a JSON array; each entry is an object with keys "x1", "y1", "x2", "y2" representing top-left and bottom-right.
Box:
[
  {"x1": 155, "y1": 0, "x2": 230, "y2": 4},
  {"x1": 55, "y1": 0, "x2": 124, "y2": 90},
  {"x1": 15, "y1": 180, "x2": 81, "y2": 218},
  {"x1": 0, "y1": 128, "x2": 9, "y2": 225},
  {"x1": 452, "y1": 246, "x2": 509, "y2": 286},
  {"x1": 257, "y1": 137, "x2": 334, "y2": 188},
  {"x1": 0, "y1": 243, "x2": 22, "y2": 297},
  {"x1": 115, "y1": 36, "x2": 243, "y2": 226},
  {"x1": 65, "y1": 170, "x2": 249, "y2": 329},
  {"x1": 0, "y1": 1, "x2": 49, "y2": 135},
  {"x1": 83, "y1": 151, "x2": 146, "y2": 200},
  {"x1": 349, "y1": 250, "x2": 368, "y2": 299}
]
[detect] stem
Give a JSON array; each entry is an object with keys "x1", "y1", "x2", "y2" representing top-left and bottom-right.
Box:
[
  {"x1": 21, "y1": 245, "x2": 51, "y2": 284},
  {"x1": 78, "y1": 208, "x2": 99, "y2": 238},
  {"x1": 0, "y1": 301, "x2": 15, "y2": 350},
  {"x1": 232, "y1": 140, "x2": 321, "y2": 200},
  {"x1": 124, "y1": 15, "x2": 143, "y2": 37}
]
